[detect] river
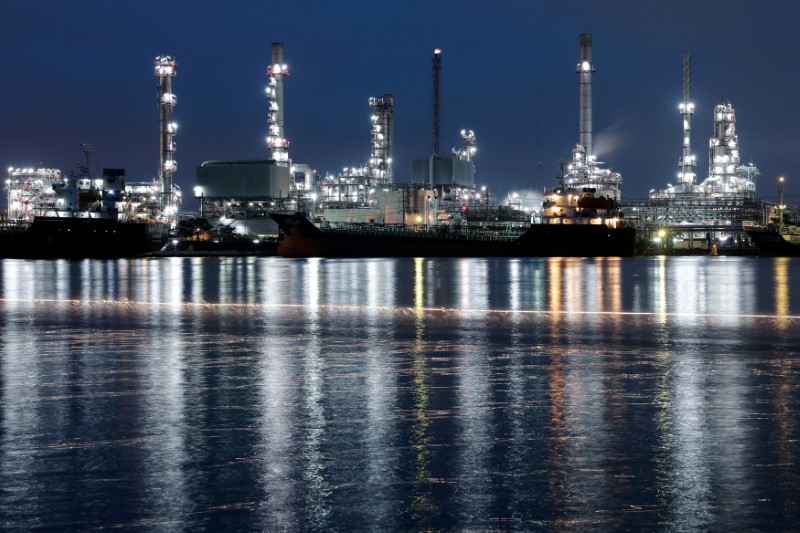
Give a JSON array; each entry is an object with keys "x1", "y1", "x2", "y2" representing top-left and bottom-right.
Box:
[{"x1": 1, "y1": 256, "x2": 798, "y2": 530}]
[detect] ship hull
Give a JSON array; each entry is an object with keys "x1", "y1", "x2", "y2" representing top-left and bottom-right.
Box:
[
  {"x1": 0, "y1": 217, "x2": 171, "y2": 259},
  {"x1": 271, "y1": 213, "x2": 635, "y2": 258},
  {"x1": 747, "y1": 228, "x2": 800, "y2": 257}
]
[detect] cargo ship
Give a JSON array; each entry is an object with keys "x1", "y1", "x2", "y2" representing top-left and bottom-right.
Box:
[
  {"x1": 3, "y1": 152, "x2": 171, "y2": 259},
  {"x1": 270, "y1": 210, "x2": 635, "y2": 258},
  {"x1": 746, "y1": 228, "x2": 800, "y2": 257},
  {"x1": 0, "y1": 216, "x2": 170, "y2": 259},
  {"x1": 271, "y1": 146, "x2": 636, "y2": 259}
]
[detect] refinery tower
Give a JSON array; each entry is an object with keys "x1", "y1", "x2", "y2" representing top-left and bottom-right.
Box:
[
  {"x1": 193, "y1": 42, "x2": 293, "y2": 236},
  {"x1": 410, "y1": 48, "x2": 477, "y2": 195},
  {"x1": 624, "y1": 52, "x2": 765, "y2": 253},
  {"x1": 561, "y1": 33, "x2": 622, "y2": 201}
]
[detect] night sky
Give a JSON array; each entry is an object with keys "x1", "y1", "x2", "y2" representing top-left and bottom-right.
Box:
[{"x1": 2, "y1": 0, "x2": 798, "y2": 208}]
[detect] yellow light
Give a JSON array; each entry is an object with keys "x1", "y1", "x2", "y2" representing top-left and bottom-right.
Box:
[{"x1": 658, "y1": 229, "x2": 666, "y2": 238}]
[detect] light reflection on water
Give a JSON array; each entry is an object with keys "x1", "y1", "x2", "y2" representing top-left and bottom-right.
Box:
[{"x1": 0, "y1": 256, "x2": 799, "y2": 530}]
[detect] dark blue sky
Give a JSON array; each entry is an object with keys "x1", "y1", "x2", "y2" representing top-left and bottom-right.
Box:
[{"x1": 2, "y1": 0, "x2": 798, "y2": 205}]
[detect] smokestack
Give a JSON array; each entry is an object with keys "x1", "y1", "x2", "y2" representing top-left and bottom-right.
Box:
[
  {"x1": 577, "y1": 34, "x2": 595, "y2": 158},
  {"x1": 271, "y1": 43, "x2": 285, "y2": 141},
  {"x1": 267, "y1": 42, "x2": 290, "y2": 165},
  {"x1": 432, "y1": 48, "x2": 442, "y2": 156}
]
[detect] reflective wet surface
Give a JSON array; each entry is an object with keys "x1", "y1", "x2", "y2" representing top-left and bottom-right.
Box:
[{"x1": 1, "y1": 256, "x2": 798, "y2": 530}]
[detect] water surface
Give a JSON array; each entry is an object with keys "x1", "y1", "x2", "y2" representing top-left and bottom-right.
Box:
[{"x1": 1, "y1": 256, "x2": 798, "y2": 530}]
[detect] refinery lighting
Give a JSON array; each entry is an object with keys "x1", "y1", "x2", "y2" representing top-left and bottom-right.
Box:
[
  {"x1": 368, "y1": 94, "x2": 394, "y2": 184},
  {"x1": 267, "y1": 42, "x2": 290, "y2": 166},
  {"x1": 155, "y1": 55, "x2": 178, "y2": 217}
]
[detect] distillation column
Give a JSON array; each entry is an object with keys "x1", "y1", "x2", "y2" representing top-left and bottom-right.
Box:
[
  {"x1": 678, "y1": 52, "x2": 696, "y2": 189},
  {"x1": 708, "y1": 103, "x2": 740, "y2": 192},
  {"x1": 368, "y1": 94, "x2": 394, "y2": 186},
  {"x1": 577, "y1": 34, "x2": 596, "y2": 158},
  {"x1": 155, "y1": 55, "x2": 177, "y2": 215},
  {"x1": 267, "y1": 42, "x2": 290, "y2": 166}
]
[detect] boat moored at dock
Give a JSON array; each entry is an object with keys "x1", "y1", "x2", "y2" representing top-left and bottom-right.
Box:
[
  {"x1": 0, "y1": 216, "x2": 170, "y2": 259},
  {"x1": 270, "y1": 212, "x2": 635, "y2": 258}
]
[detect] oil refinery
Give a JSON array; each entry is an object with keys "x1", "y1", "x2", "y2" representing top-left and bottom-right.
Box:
[
  {"x1": 4, "y1": 56, "x2": 183, "y2": 224},
  {"x1": 621, "y1": 52, "x2": 772, "y2": 253},
  {"x1": 3, "y1": 36, "x2": 798, "y2": 256}
]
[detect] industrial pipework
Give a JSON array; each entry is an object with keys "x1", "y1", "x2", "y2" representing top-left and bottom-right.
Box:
[
  {"x1": 155, "y1": 55, "x2": 177, "y2": 215},
  {"x1": 455, "y1": 129, "x2": 476, "y2": 162},
  {"x1": 708, "y1": 103, "x2": 741, "y2": 192},
  {"x1": 368, "y1": 94, "x2": 394, "y2": 185},
  {"x1": 578, "y1": 34, "x2": 596, "y2": 158},
  {"x1": 267, "y1": 42, "x2": 290, "y2": 166}
]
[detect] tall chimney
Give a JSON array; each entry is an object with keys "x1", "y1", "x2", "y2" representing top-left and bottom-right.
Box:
[
  {"x1": 432, "y1": 48, "x2": 442, "y2": 156},
  {"x1": 267, "y1": 42, "x2": 290, "y2": 165},
  {"x1": 577, "y1": 34, "x2": 595, "y2": 158}
]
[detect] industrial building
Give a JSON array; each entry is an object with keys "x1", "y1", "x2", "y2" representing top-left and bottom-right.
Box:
[
  {"x1": 408, "y1": 49, "x2": 478, "y2": 206},
  {"x1": 618, "y1": 52, "x2": 790, "y2": 254},
  {"x1": 4, "y1": 144, "x2": 175, "y2": 222},
  {"x1": 194, "y1": 160, "x2": 291, "y2": 234},
  {"x1": 4, "y1": 55, "x2": 182, "y2": 223},
  {"x1": 182, "y1": 38, "x2": 797, "y2": 249},
  {"x1": 193, "y1": 43, "x2": 306, "y2": 235}
]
